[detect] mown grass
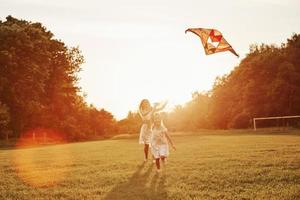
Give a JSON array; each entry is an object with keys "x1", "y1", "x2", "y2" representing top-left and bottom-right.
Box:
[{"x1": 0, "y1": 130, "x2": 300, "y2": 200}]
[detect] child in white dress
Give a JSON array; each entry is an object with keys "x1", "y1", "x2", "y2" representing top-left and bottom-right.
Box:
[
  {"x1": 150, "y1": 113, "x2": 176, "y2": 172},
  {"x1": 138, "y1": 99, "x2": 167, "y2": 162}
]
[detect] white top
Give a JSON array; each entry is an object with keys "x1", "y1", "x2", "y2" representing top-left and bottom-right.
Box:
[
  {"x1": 138, "y1": 108, "x2": 154, "y2": 144},
  {"x1": 150, "y1": 126, "x2": 169, "y2": 158},
  {"x1": 151, "y1": 126, "x2": 168, "y2": 146},
  {"x1": 139, "y1": 109, "x2": 153, "y2": 122}
]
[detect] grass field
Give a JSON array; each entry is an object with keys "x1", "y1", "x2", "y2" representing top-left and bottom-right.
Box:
[{"x1": 0, "y1": 130, "x2": 300, "y2": 200}]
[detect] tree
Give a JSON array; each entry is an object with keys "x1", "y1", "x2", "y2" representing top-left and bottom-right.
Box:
[
  {"x1": 209, "y1": 34, "x2": 300, "y2": 129},
  {"x1": 0, "y1": 101, "x2": 10, "y2": 140},
  {"x1": 165, "y1": 92, "x2": 211, "y2": 131},
  {"x1": 117, "y1": 111, "x2": 141, "y2": 134},
  {"x1": 0, "y1": 16, "x2": 117, "y2": 140}
]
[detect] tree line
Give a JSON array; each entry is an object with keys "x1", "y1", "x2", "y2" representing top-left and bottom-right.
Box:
[
  {"x1": 0, "y1": 16, "x2": 116, "y2": 141},
  {"x1": 119, "y1": 33, "x2": 300, "y2": 133},
  {"x1": 1, "y1": 16, "x2": 299, "y2": 140}
]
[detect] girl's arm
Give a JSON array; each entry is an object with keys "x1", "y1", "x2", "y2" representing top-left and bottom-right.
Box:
[{"x1": 165, "y1": 131, "x2": 176, "y2": 150}]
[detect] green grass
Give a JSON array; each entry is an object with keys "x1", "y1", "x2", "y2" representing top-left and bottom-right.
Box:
[{"x1": 0, "y1": 131, "x2": 300, "y2": 200}]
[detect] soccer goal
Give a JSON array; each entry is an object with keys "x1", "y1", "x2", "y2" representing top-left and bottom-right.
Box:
[{"x1": 253, "y1": 115, "x2": 300, "y2": 131}]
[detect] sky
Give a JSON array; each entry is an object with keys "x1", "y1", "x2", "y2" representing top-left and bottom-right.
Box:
[{"x1": 1, "y1": 0, "x2": 300, "y2": 119}]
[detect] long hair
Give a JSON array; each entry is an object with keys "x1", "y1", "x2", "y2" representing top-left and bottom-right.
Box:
[{"x1": 139, "y1": 99, "x2": 151, "y2": 113}]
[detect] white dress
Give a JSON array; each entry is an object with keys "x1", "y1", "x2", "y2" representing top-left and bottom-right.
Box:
[
  {"x1": 138, "y1": 110, "x2": 153, "y2": 144},
  {"x1": 150, "y1": 126, "x2": 169, "y2": 159}
]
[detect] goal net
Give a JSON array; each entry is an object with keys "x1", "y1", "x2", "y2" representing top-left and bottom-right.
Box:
[{"x1": 253, "y1": 115, "x2": 300, "y2": 130}]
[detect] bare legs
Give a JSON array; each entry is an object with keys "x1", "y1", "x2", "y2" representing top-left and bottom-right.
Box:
[
  {"x1": 161, "y1": 156, "x2": 166, "y2": 164},
  {"x1": 155, "y1": 156, "x2": 166, "y2": 171},
  {"x1": 155, "y1": 158, "x2": 160, "y2": 170},
  {"x1": 144, "y1": 144, "x2": 149, "y2": 161},
  {"x1": 143, "y1": 144, "x2": 157, "y2": 163}
]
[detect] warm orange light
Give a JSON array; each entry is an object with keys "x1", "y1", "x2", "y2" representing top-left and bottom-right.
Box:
[{"x1": 12, "y1": 129, "x2": 72, "y2": 188}]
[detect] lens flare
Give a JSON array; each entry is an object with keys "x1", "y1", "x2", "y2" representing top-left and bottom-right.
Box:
[{"x1": 12, "y1": 129, "x2": 72, "y2": 188}]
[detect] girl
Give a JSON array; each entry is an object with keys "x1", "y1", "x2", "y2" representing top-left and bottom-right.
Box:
[
  {"x1": 138, "y1": 99, "x2": 167, "y2": 162},
  {"x1": 150, "y1": 113, "x2": 176, "y2": 172}
]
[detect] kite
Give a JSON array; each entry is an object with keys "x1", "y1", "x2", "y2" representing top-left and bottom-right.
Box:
[{"x1": 185, "y1": 28, "x2": 239, "y2": 57}]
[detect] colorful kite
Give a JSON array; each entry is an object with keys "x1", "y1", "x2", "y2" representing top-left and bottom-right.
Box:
[{"x1": 185, "y1": 28, "x2": 239, "y2": 57}]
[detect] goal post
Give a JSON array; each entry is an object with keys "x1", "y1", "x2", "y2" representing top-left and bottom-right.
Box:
[{"x1": 253, "y1": 115, "x2": 300, "y2": 130}]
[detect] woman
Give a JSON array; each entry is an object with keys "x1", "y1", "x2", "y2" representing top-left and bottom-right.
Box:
[{"x1": 138, "y1": 99, "x2": 167, "y2": 162}]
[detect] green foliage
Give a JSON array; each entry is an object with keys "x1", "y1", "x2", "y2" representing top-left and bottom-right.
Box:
[
  {"x1": 210, "y1": 34, "x2": 300, "y2": 128},
  {"x1": 165, "y1": 92, "x2": 211, "y2": 131},
  {"x1": 117, "y1": 111, "x2": 141, "y2": 134},
  {"x1": 0, "y1": 16, "x2": 116, "y2": 140},
  {"x1": 0, "y1": 101, "x2": 10, "y2": 139}
]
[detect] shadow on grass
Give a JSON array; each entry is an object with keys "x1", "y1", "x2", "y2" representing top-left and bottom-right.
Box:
[{"x1": 103, "y1": 162, "x2": 167, "y2": 200}]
